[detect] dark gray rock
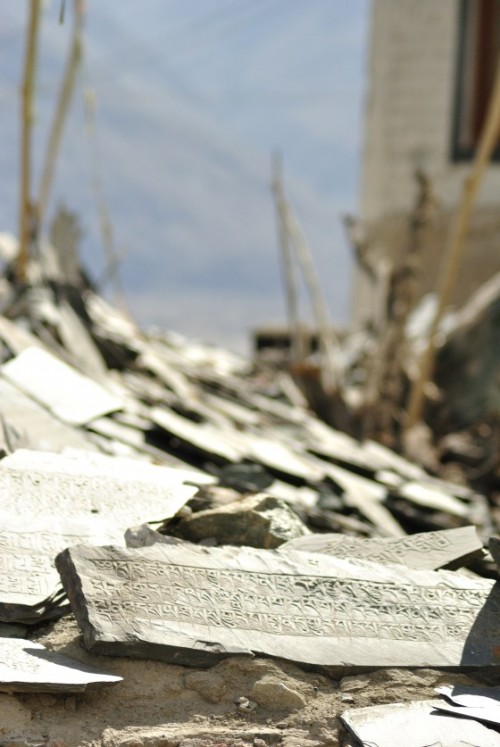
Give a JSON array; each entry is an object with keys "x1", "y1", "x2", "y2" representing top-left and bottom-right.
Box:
[
  {"x1": 176, "y1": 494, "x2": 310, "y2": 548},
  {"x1": 56, "y1": 542, "x2": 500, "y2": 668}
]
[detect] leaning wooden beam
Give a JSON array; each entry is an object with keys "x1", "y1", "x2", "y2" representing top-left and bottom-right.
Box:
[
  {"x1": 282, "y1": 195, "x2": 342, "y2": 392},
  {"x1": 17, "y1": 0, "x2": 42, "y2": 285},
  {"x1": 405, "y1": 57, "x2": 500, "y2": 433},
  {"x1": 38, "y1": 0, "x2": 85, "y2": 230},
  {"x1": 271, "y1": 153, "x2": 303, "y2": 363}
]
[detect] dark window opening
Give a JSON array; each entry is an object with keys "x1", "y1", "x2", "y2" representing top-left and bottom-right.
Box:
[{"x1": 452, "y1": 0, "x2": 500, "y2": 160}]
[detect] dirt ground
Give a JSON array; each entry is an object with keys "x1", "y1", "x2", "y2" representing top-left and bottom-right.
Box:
[{"x1": 2, "y1": 615, "x2": 500, "y2": 747}]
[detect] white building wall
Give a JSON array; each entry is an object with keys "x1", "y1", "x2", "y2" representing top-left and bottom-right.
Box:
[{"x1": 355, "y1": 0, "x2": 500, "y2": 322}]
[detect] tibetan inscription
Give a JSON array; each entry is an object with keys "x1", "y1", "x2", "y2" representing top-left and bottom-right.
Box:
[
  {"x1": 0, "y1": 638, "x2": 122, "y2": 692},
  {"x1": 281, "y1": 527, "x2": 484, "y2": 571},
  {"x1": 0, "y1": 449, "x2": 199, "y2": 530},
  {"x1": 56, "y1": 543, "x2": 500, "y2": 668},
  {"x1": 0, "y1": 511, "x2": 122, "y2": 623}
]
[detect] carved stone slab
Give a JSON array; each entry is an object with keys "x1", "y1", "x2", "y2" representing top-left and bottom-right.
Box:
[
  {"x1": 341, "y1": 700, "x2": 500, "y2": 747},
  {"x1": 280, "y1": 527, "x2": 484, "y2": 570},
  {"x1": 0, "y1": 511, "x2": 123, "y2": 623},
  {"x1": 0, "y1": 638, "x2": 122, "y2": 692},
  {"x1": 56, "y1": 542, "x2": 500, "y2": 668},
  {"x1": 0, "y1": 449, "x2": 199, "y2": 529},
  {"x1": 1, "y1": 346, "x2": 123, "y2": 425}
]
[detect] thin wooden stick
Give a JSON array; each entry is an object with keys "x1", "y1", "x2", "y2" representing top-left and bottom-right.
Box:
[
  {"x1": 38, "y1": 0, "x2": 84, "y2": 229},
  {"x1": 405, "y1": 57, "x2": 500, "y2": 432},
  {"x1": 17, "y1": 0, "x2": 42, "y2": 284},
  {"x1": 282, "y1": 196, "x2": 343, "y2": 391},
  {"x1": 271, "y1": 152, "x2": 303, "y2": 362}
]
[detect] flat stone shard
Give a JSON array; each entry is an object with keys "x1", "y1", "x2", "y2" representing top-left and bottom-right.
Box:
[
  {"x1": 435, "y1": 684, "x2": 500, "y2": 726},
  {"x1": 341, "y1": 700, "x2": 500, "y2": 747},
  {"x1": 1, "y1": 346, "x2": 123, "y2": 425},
  {"x1": 0, "y1": 449, "x2": 199, "y2": 529},
  {"x1": 56, "y1": 542, "x2": 500, "y2": 668},
  {"x1": 176, "y1": 494, "x2": 310, "y2": 548},
  {"x1": 0, "y1": 638, "x2": 122, "y2": 692},
  {"x1": 281, "y1": 527, "x2": 484, "y2": 570}
]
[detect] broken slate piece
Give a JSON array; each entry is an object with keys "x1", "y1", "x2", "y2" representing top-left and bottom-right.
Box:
[
  {"x1": 56, "y1": 542, "x2": 500, "y2": 668},
  {"x1": 0, "y1": 449, "x2": 199, "y2": 530},
  {"x1": 280, "y1": 527, "x2": 484, "y2": 571},
  {"x1": 176, "y1": 494, "x2": 310, "y2": 548},
  {"x1": 1, "y1": 346, "x2": 122, "y2": 425},
  {"x1": 341, "y1": 700, "x2": 500, "y2": 747},
  {"x1": 434, "y1": 684, "x2": 500, "y2": 726},
  {"x1": 0, "y1": 638, "x2": 122, "y2": 692}
]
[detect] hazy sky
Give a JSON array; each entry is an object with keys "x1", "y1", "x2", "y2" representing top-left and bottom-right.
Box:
[{"x1": 1, "y1": 1, "x2": 371, "y2": 352}]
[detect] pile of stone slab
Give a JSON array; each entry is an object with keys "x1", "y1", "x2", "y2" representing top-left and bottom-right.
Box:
[{"x1": 0, "y1": 241, "x2": 499, "y2": 744}]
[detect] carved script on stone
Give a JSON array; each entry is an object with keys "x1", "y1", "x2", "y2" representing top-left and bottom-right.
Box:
[
  {"x1": 0, "y1": 449, "x2": 199, "y2": 529},
  {"x1": 56, "y1": 543, "x2": 500, "y2": 668},
  {"x1": 0, "y1": 510, "x2": 122, "y2": 623},
  {"x1": 281, "y1": 527, "x2": 484, "y2": 571}
]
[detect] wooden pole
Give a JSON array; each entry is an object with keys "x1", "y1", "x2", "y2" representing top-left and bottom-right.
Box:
[
  {"x1": 405, "y1": 58, "x2": 500, "y2": 432},
  {"x1": 38, "y1": 0, "x2": 84, "y2": 229},
  {"x1": 282, "y1": 196, "x2": 343, "y2": 391},
  {"x1": 17, "y1": 0, "x2": 42, "y2": 284},
  {"x1": 271, "y1": 152, "x2": 303, "y2": 362}
]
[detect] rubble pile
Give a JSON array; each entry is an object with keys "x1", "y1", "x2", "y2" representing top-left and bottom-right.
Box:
[{"x1": 0, "y1": 238, "x2": 500, "y2": 746}]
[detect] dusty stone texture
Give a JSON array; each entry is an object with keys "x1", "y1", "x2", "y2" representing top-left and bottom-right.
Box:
[
  {"x1": 2, "y1": 615, "x2": 500, "y2": 747},
  {"x1": 176, "y1": 494, "x2": 310, "y2": 548}
]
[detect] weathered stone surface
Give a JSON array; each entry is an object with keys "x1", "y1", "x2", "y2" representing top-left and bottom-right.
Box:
[
  {"x1": 0, "y1": 637, "x2": 122, "y2": 692},
  {"x1": 0, "y1": 449, "x2": 198, "y2": 530},
  {"x1": 281, "y1": 527, "x2": 484, "y2": 570},
  {"x1": 0, "y1": 510, "x2": 122, "y2": 624},
  {"x1": 1, "y1": 346, "x2": 123, "y2": 425},
  {"x1": 176, "y1": 494, "x2": 310, "y2": 548},
  {"x1": 341, "y1": 700, "x2": 500, "y2": 746},
  {"x1": 250, "y1": 677, "x2": 307, "y2": 711},
  {"x1": 489, "y1": 537, "x2": 500, "y2": 572},
  {"x1": 125, "y1": 524, "x2": 185, "y2": 549},
  {"x1": 57, "y1": 542, "x2": 500, "y2": 668}
]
